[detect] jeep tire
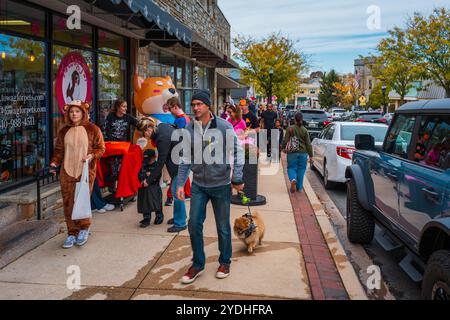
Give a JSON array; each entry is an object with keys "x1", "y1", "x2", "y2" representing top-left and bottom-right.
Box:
[
  {"x1": 422, "y1": 250, "x2": 450, "y2": 300},
  {"x1": 346, "y1": 177, "x2": 374, "y2": 244}
]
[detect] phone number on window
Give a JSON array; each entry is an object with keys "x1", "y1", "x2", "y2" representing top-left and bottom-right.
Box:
[{"x1": 0, "y1": 116, "x2": 36, "y2": 130}]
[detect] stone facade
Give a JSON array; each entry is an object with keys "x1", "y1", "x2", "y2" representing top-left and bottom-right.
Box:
[
  {"x1": 155, "y1": 0, "x2": 231, "y2": 57},
  {"x1": 354, "y1": 57, "x2": 379, "y2": 100}
]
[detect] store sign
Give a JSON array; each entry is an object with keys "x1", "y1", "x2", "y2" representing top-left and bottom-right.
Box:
[{"x1": 55, "y1": 52, "x2": 92, "y2": 114}]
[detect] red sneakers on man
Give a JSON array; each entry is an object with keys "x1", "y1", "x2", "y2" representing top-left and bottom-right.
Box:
[
  {"x1": 181, "y1": 266, "x2": 204, "y2": 284},
  {"x1": 215, "y1": 264, "x2": 230, "y2": 279}
]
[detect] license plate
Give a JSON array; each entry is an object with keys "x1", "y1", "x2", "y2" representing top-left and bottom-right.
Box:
[{"x1": 309, "y1": 122, "x2": 317, "y2": 128}]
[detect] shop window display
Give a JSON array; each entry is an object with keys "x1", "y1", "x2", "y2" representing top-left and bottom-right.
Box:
[
  {"x1": 98, "y1": 53, "x2": 126, "y2": 127},
  {"x1": 51, "y1": 45, "x2": 93, "y2": 141},
  {"x1": 0, "y1": 34, "x2": 46, "y2": 189},
  {"x1": 53, "y1": 14, "x2": 93, "y2": 48},
  {"x1": 0, "y1": 0, "x2": 45, "y2": 38},
  {"x1": 98, "y1": 30, "x2": 125, "y2": 56}
]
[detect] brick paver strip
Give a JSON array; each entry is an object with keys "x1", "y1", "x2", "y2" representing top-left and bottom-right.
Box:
[{"x1": 281, "y1": 155, "x2": 348, "y2": 300}]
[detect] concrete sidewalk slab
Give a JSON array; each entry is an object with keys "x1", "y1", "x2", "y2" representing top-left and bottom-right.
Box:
[
  {"x1": 138, "y1": 236, "x2": 310, "y2": 300},
  {"x1": 0, "y1": 282, "x2": 74, "y2": 300},
  {"x1": 0, "y1": 231, "x2": 173, "y2": 288},
  {"x1": 178, "y1": 209, "x2": 300, "y2": 243}
]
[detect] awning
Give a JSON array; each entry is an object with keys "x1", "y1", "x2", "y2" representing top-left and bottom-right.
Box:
[
  {"x1": 217, "y1": 73, "x2": 242, "y2": 89},
  {"x1": 93, "y1": 0, "x2": 192, "y2": 45},
  {"x1": 191, "y1": 32, "x2": 239, "y2": 68}
]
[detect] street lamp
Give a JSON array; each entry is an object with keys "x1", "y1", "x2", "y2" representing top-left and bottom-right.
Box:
[
  {"x1": 381, "y1": 84, "x2": 387, "y2": 114},
  {"x1": 268, "y1": 67, "x2": 274, "y2": 104}
]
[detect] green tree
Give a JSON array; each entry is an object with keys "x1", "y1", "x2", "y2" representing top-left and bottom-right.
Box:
[
  {"x1": 370, "y1": 27, "x2": 422, "y2": 106},
  {"x1": 406, "y1": 8, "x2": 450, "y2": 98},
  {"x1": 318, "y1": 69, "x2": 340, "y2": 109},
  {"x1": 233, "y1": 32, "x2": 308, "y2": 102},
  {"x1": 369, "y1": 82, "x2": 391, "y2": 109}
]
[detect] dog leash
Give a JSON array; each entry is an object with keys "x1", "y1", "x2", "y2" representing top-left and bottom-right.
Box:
[{"x1": 238, "y1": 191, "x2": 257, "y2": 239}]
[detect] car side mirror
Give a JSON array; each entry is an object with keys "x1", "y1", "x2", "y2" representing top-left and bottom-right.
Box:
[{"x1": 355, "y1": 134, "x2": 375, "y2": 151}]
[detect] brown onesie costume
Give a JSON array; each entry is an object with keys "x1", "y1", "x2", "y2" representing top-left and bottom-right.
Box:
[{"x1": 51, "y1": 102, "x2": 105, "y2": 236}]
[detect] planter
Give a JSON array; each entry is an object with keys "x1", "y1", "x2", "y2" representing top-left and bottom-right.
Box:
[{"x1": 231, "y1": 144, "x2": 266, "y2": 206}]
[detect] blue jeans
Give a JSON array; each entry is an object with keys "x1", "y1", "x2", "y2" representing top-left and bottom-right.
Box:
[
  {"x1": 188, "y1": 183, "x2": 232, "y2": 270},
  {"x1": 171, "y1": 175, "x2": 187, "y2": 228},
  {"x1": 91, "y1": 178, "x2": 106, "y2": 210},
  {"x1": 287, "y1": 153, "x2": 308, "y2": 191}
]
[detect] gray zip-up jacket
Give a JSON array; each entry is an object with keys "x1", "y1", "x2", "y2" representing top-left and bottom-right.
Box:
[{"x1": 176, "y1": 112, "x2": 244, "y2": 188}]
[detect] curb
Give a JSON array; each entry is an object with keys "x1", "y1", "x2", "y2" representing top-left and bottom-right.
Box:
[{"x1": 303, "y1": 177, "x2": 368, "y2": 300}]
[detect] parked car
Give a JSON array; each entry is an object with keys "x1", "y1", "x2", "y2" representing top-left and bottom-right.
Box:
[
  {"x1": 282, "y1": 110, "x2": 297, "y2": 128},
  {"x1": 384, "y1": 112, "x2": 394, "y2": 125},
  {"x1": 345, "y1": 99, "x2": 450, "y2": 299},
  {"x1": 300, "y1": 109, "x2": 331, "y2": 139},
  {"x1": 311, "y1": 122, "x2": 388, "y2": 188},
  {"x1": 330, "y1": 108, "x2": 346, "y2": 121},
  {"x1": 348, "y1": 111, "x2": 387, "y2": 124}
]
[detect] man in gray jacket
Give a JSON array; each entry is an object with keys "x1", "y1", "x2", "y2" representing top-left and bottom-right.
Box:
[{"x1": 175, "y1": 90, "x2": 244, "y2": 284}]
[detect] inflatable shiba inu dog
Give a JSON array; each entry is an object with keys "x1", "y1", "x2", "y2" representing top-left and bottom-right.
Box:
[{"x1": 133, "y1": 75, "x2": 179, "y2": 150}]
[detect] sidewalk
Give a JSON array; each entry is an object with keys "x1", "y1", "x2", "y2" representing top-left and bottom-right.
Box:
[{"x1": 0, "y1": 155, "x2": 365, "y2": 300}]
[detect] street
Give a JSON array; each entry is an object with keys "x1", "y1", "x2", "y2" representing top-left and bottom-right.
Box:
[{"x1": 306, "y1": 169, "x2": 422, "y2": 300}]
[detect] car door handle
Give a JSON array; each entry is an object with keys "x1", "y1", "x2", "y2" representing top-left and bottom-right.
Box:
[
  {"x1": 386, "y1": 172, "x2": 398, "y2": 181},
  {"x1": 421, "y1": 188, "x2": 440, "y2": 203}
]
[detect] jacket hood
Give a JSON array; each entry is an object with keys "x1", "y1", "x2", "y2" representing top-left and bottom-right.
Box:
[{"x1": 63, "y1": 101, "x2": 90, "y2": 126}]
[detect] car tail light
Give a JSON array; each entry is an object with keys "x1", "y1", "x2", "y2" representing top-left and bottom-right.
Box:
[
  {"x1": 323, "y1": 120, "x2": 331, "y2": 126},
  {"x1": 336, "y1": 146, "x2": 356, "y2": 160},
  {"x1": 377, "y1": 118, "x2": 387, "y2": 123},
  {"x1": 355, "y1": 118, "x2": 365, "y2": 122}
]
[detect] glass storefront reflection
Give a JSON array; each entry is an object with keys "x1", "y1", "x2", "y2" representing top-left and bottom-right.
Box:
[
  {"x1": 98, "y1": 54, "x2": 125, "y2": 127},
  {"x1": 0, "y1": 34, "x2": 46, "y2": 188}
]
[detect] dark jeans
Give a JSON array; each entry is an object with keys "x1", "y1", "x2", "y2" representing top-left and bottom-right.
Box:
[
  {"x1": 91, "y1": 178, "x2": 106, "y2": 210},
  {"x1": 188, "y1": 183, "x2": 232, "y2": 270}
]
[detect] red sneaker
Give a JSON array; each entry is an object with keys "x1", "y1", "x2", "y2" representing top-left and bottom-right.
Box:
[
  {"x1": 215, "y1": 264, "x2": 230, "y2": 279},
  {"x1": 181, "y1": 266, "x2": 204, "y2": 284}
]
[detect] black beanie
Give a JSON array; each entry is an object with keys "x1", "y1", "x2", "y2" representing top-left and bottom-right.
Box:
[{"x1": 192, "y1": 90, "x2": 211, "y2": 107}]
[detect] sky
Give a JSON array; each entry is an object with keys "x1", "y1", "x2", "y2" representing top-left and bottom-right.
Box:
[{"x1": 219, "y1": 0, "x2": 450, "y2": 75}]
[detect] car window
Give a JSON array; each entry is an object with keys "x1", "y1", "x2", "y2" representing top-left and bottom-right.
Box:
[
  {"x1": 324, "y1": 124, "x2": 335, "y2": 140},
  {"x1": 384, "y1": 114, "x2": 416, "y2": 158},
  {"x1": 341, "y1": 125, "x2": 388, "y2": 142},
  {"x1": 319, "y1": 125, "x2": 330, "y2": 139},
  {"x1": 415, "y1": 115, "x2": 450, "y2": 170},
  {"x1": 301, "y1": 110, "x2": 328, "y2": 122}
]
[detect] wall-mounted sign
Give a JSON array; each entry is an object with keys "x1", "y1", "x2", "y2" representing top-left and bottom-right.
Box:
[{"x1": 55, "y1": 52, "x2": 92, "y2": 114}]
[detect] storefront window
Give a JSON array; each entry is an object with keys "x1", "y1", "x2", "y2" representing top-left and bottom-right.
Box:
[
  {"x1": 98, "y1": 30, "x2": 125, "y2": 56},
  {"x1": 53, "y1": 14, "x2": 93, "y2": 48},
  {"x1": 160, "y1": 51, "x2": 175, "y2": 79},
  {"x1": 98, "y1": 54, "x2": 126, "y2": 128},
  {"x1": 176, "y1": 60, "x2": 184, "y2": 88},
  {"x1": 147, "y1": 48, "x2": 160, "y2": 76},
  {"x1": 51, "y1": 45, "x2": 93, "y2": 141},
  {"x1": 185, "y1": 61, "x2": 192, "y2": 87},
  {"x1": 0, "y1": 34, "x2": 47, "y2": 189},
  {"x1": 184, "y1": 90, "x2": 192, "y2": 115},
  {"x1": 0, "y1": 0, "x2": 45, "y2": 38}
]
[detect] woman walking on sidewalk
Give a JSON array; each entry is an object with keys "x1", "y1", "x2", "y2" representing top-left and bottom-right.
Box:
[
  {"x1": 50, "y1": 100, "x2": 105, "y2": 248},
  {"x1": 282, "y1": 112, "x2": 313, "y2": 193}
]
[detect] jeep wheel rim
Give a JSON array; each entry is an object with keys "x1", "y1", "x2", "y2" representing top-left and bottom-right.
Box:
[{"x1": 432, "y1": 281, "x2": 449, "y2": 300}]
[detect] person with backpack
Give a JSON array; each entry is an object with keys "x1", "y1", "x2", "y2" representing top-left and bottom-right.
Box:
[{"x1": 281, "y1": 112, "x2": 313, "y2": 193}]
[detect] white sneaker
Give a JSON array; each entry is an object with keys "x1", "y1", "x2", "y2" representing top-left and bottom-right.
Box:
[
  {"x1": 96, "y1": 208, "x2": 106, "y2": 213},
  {"x1": 103, "y1": 204, "x2": 115, "y2": 211}
]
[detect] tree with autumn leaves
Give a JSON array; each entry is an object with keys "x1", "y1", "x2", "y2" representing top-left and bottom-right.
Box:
[
  {"x1": 233, "y1": 33, "x2": 308, "y2": 102},
  {"x1": 369, "y1": 7, "x2": 450, "y2": 107}
]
